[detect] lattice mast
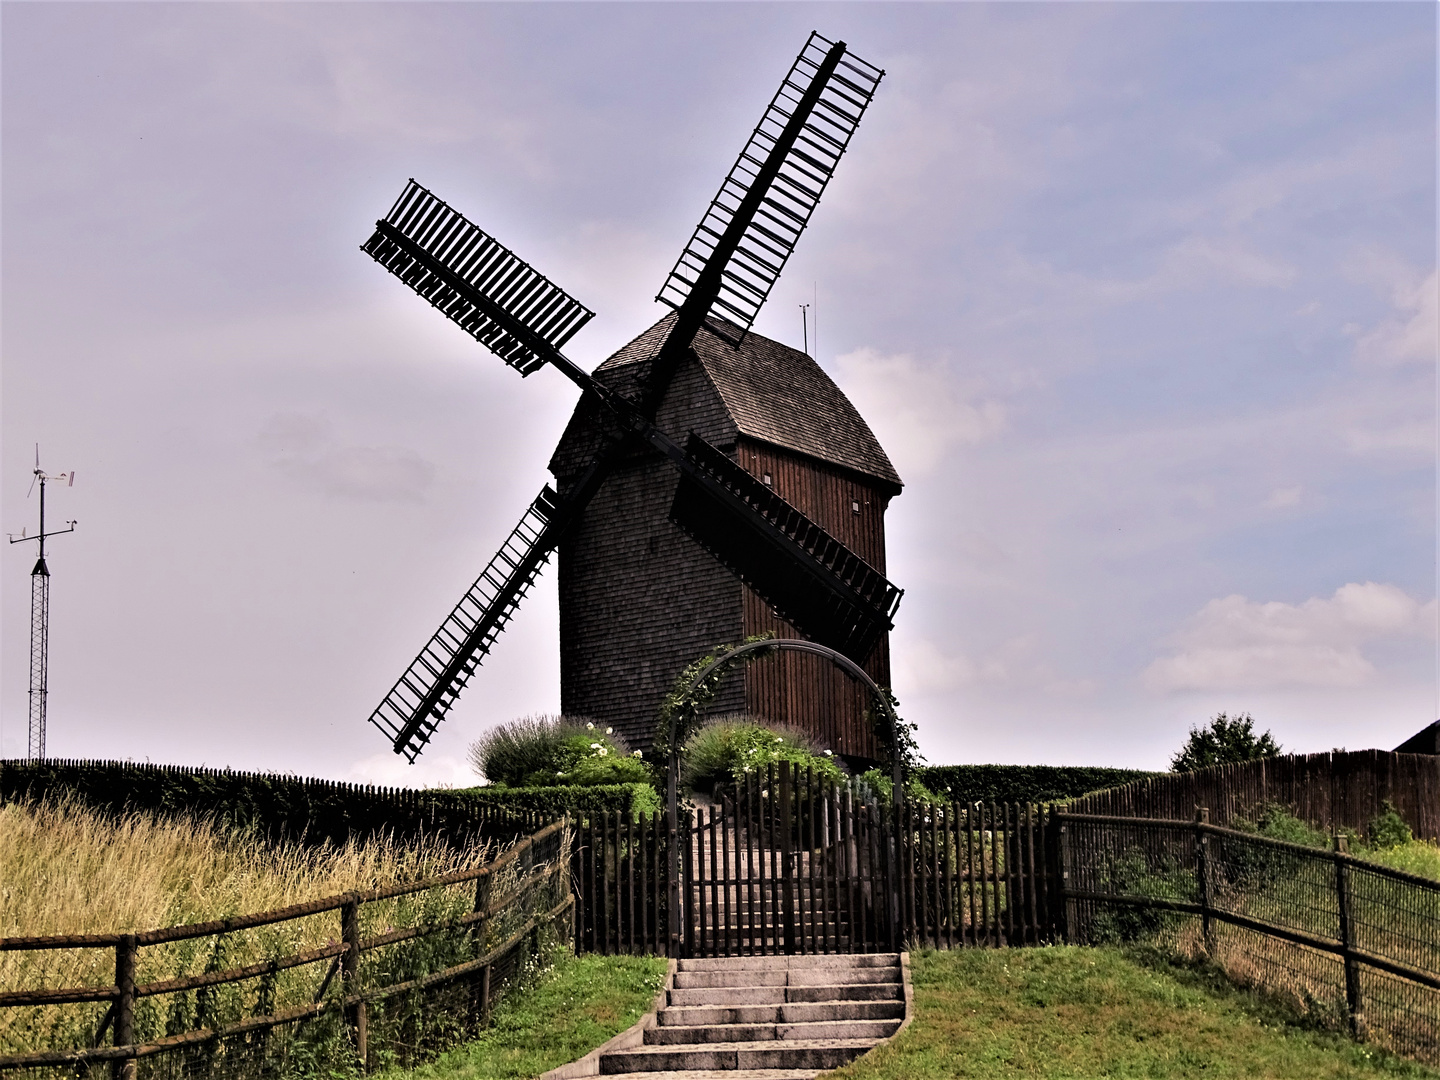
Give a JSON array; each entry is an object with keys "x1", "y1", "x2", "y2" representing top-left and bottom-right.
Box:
[{"x1": 7, "y1": 449, "x2": 76, "y2": 760}]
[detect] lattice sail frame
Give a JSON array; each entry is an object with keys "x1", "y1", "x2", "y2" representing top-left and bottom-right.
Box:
[
  {"x1": 656, "y1": 32, "x2": 884, "y2": 333},
  {"x1": 363, "y1": 181, "x2": 594, "y2": 376}
]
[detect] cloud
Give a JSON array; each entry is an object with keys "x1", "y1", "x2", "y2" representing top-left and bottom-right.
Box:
[
  {"x1": 258, "y1": 412, "x2": 436, "y2": 503},
  {"x1": 896, "y1": 635, "x2": 1098, "y2": 699},
  {"x1": 1143, "y1": 582, "x2": 1435, "y2": 691},
  {"x1": 832, "y1": 348, "x2": 1008, "y2": 475},
  {"x1": 1355, "y1": 269, "x2": 1438, "y2": 368},
  {"x1": 1264, "y1": 486, "x2": 1302, "y2": 509}
]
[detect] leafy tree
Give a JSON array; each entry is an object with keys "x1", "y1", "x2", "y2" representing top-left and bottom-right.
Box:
[{"x1": 1170, "y1": 712, "x2": 1281, "y2": 772}]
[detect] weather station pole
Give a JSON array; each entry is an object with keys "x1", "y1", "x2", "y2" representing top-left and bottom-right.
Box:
[{"x1": 8, "y1": 449, "x2": 76, "y2": 760}]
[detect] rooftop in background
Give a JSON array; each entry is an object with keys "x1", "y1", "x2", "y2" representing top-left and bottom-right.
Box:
[{"x1": 1395, "y1": 721, "x2": 1440, "y2": 756}]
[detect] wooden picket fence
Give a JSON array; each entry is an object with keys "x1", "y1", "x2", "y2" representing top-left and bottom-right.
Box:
[
  {"x1": 573, "y1": 764, "x2": 1065, "y2": 957},
  {"x1": 1070, "y1": 751, "x2": 1439, "y2": 842}
]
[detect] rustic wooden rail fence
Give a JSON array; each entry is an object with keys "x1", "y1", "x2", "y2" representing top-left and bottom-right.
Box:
[
  {"x1": 1069, "y1": 751, "x2": 1439, "y2": 842},
  {"x1": 0, "y1": 820, "x2": 572, "y2": 1079},
  {"x1": 1056, "y1": 809, "x2": 1440, "y2": 1064}
]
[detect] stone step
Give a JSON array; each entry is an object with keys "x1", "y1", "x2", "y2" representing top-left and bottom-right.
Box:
[
  {"x1": 667, "y1": 982, "x2": 902, "y2": 1007},
  {"x1": 598, "y1": 1073, "x2": 822, "y2": 1080},
  {"x1": 646, "y1": 1019, "x2": 902, "y2": 1045},
  {"x1": 678, "y1": 953, "x2": 898, "y2": 971},
  {"x1": 658, "y1": 1000, "x2": 904, "y2": 1026},
  {"x1": 600, "y1": 1038, "x2": 883, "y2": 1074},
  {"x1": 673, "y1": 966, "x2": 898, "y2": 989}
]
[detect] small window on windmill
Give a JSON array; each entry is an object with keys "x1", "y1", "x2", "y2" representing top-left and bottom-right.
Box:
[
  {"x1": 762, "y1": 472, "x2": 773, "y2": 487},
  {"x1": 852, "y1": 500, "x2": 861, "y2": 515}
]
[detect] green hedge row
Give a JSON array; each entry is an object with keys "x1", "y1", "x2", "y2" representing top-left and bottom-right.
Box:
[
  {"x1": 465, "y1": 783, "x2": 661, "y2": 819},
  {"x1": 0, "y1": 759, "x2": 649, "y2": 846},
  {"x1": 915, "y1": 764, "x2": 1161, "y2": 805}
]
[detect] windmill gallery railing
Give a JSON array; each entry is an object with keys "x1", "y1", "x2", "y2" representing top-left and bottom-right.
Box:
[{"x1": 0, "y1": 820, "x2": 573, "y2": 1079}]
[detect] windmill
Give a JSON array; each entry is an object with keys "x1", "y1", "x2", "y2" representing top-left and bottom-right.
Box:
[{"x1": 362, "y1": 32, "x2": 899, "y2": 762}]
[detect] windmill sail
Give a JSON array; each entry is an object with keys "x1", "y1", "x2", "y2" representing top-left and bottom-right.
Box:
[
  {"x1": 362, "y1": 181, "x2": 594, "y2": 376},
  {"x1": 367, "y1": 487, "x2": 562, "y2": 760},
  {"x1": 668, "y1": 433, "x2": 901, "y2": 662},
  {"x1": 656, "y1": 32, "x2": 884, "y2": 336}
]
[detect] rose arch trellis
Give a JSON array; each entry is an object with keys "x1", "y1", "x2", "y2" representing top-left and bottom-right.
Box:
[{"x1": 662, "y1": 638, "x2": 906, "y2": 953}]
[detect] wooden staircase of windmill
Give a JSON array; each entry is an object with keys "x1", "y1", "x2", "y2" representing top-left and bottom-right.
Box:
[{"x1": 599, "y1": 953, "x2": 907, "y2": 1078}]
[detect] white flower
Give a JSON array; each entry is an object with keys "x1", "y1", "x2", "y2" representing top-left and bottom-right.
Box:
[
  {"x1": 606, "y1": 727, "x2": 613, "y2": 735},
  {"x1": 586, "y1": 722, "x2": 595, "y2": 730},
  {"x1": 633, "y1": 750, "x2": 643, "y2": 757},
  {"x1": 590, "y1": 743, "x2": 600, "y2": 750},
  {"x1": 775, "y1": 737, "x2": 783, "y2": 743},
  {"x1": 824, "y1": 750, "x2": 833, "y2": 757}
]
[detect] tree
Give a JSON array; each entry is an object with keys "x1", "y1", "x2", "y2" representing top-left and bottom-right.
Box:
[{"x1": 1170, "y1": 712, "x2": 1282, "y2": 772}]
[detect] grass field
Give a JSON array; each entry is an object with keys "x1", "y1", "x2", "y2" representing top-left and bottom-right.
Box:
[
  {"x1": 371, "y1": 948, "x2": 668, "y2": 1080},
  {"x1": 0, "y1": 796, "x2": 498, "y2": 1057},
  {"x1": 829, "y1": 948, "x2": 1438, "y2": 1080}
]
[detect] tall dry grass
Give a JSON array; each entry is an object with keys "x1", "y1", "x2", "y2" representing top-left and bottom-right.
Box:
[{"x1": 1, "y1": 795, "x2": 498, "y2": 1056}]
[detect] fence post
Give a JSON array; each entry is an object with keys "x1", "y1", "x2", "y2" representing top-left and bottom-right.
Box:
[
  {"x1": 1195, "y1": 807, "x2": 1214, "y2": 955},
  {"x1": 111, "y1": 934, "x2": 137, "y2": 1080},
  {"x1": 1333, "y1": 835, "x2": 1366, "y2": 1038},
  {"x1": 342, "y1": 896, "x2": 368, "y2": 1072},
  {"x1": 1058, "y1": 820, "x2": 1076, "y2": 943}
]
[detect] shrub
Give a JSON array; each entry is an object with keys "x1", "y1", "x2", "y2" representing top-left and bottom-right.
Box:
[
  {"x1": 469, "y1": 716, "x2": 642, "y2": 788},
  {"x1": 681, "y1": 717, "x2": 844, "y2": 795},
  {"x1": 857, "y1": 768, "x2": 944, "y2": 805},
  {"x1": 1368, "y1": 801, "x2": 1414, "y2": 849},
  {"x1": 1232, "y1": 803, "x2": 1332, "y2": 849}
]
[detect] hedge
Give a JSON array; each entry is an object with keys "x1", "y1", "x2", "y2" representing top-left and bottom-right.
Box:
[
  {"x1": 915, "y1": 764, "x2": 1161, "y2": 804},
  {"x1": 0, "y1": 759, "x2": 538, "y2": 846},
  {"x1": 0, "y1": 759, "x2": 662, "y2": 843},
  {"x1": 463, "y1": 783, "x2": 661, "y2": 819}
]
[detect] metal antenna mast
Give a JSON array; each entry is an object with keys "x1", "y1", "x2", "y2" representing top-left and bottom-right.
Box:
[{"x1": 8, "y1": 448, "x2": 76, "y2": 760}]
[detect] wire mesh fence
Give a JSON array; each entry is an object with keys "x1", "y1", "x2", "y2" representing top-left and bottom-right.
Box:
[{"x1": 1058, "y1": 811, "x2": 1439, "y2": 1065}]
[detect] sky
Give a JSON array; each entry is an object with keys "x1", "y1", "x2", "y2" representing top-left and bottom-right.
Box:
[{"x1": 2, "y1": 2, "x2": 1435, "y2": 785}]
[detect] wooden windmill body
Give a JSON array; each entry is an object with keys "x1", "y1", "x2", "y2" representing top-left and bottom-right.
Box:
[{"x1": 551, "y1": 313, "x2": 902, "y2": 762}]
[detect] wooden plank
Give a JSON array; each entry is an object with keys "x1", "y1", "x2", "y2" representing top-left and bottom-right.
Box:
[
  {"x1": 781, "y1": 763, "x2": 796, "y2": 954},
  {"x1": 626, "y1": 811, "x2": 636, "y2": 954}
]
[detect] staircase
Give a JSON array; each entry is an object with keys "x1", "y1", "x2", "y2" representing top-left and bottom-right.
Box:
[{"x1": 600, "y1": 953, "x2": 907, "y2": 1078}]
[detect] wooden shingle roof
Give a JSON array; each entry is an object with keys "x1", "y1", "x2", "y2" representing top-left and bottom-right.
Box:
[{"x1": 565, "y1": 312, "x2": 902, "y2": 493}]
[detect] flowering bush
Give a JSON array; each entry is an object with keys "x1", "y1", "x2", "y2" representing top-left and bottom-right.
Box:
[
  {"x1": 680, "y1": 717, "x2": 845, "y2": 795},
  {"x1": 469, "y1": 716, "x2": 648, "y2": 788}
]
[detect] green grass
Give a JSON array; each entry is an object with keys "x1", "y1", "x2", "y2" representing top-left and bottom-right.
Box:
[
  {"x1": 371, "y1": 949, "x2": 667, "y2": 1080},
  {"x1": 829, "y1": 948, "x2": 1438, "y2": 1080},
  {"x1": 1361, "y1": 839, "x2": 1440, "y2": 883}
]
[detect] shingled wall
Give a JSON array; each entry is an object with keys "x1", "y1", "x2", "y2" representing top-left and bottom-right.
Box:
[{"x1": 553, "y1": 317, "x2": 900, "y2": 761}]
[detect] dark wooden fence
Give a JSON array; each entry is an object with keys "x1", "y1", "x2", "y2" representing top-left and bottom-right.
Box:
[
  {"x1": 573, "y1": 765, "x2": 1064, "y2": 957},
  {"x1": 1, "y1": 821, "x2": 573, "y2": 1079},
  {"x1": 1069, "y1": 751, "x2": 1439, "y2": 841}
]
